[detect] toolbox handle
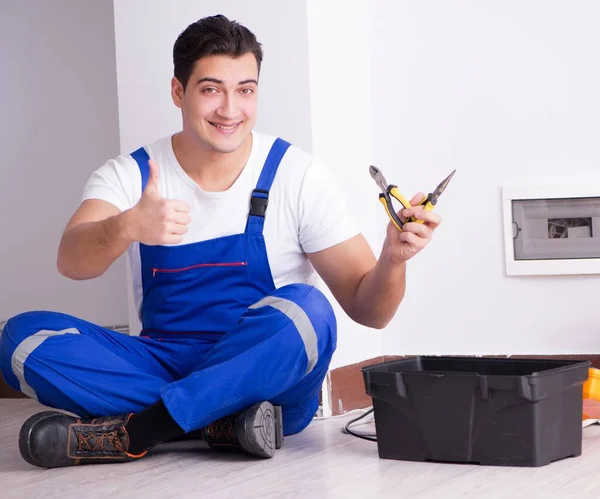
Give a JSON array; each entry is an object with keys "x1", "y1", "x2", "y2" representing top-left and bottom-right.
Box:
[{"x1": 364, "y1": 371, "x2": 407, "y2": 398}]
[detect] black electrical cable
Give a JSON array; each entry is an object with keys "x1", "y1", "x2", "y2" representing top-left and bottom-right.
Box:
[{"x1": 343, "y1": 408, "x2": 377, "y2": 442}]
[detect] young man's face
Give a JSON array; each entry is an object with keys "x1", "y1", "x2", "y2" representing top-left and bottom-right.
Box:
[{"x1": 172, "y1": 52, "x2": 259, "y2": 154}]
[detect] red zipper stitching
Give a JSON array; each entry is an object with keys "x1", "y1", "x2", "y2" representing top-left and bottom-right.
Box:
[{"x1": 152, "y1": 261, "x2": 248, "y2": 277}]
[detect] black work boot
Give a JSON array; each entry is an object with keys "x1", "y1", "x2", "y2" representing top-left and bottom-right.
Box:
[
  {"x1": 19, "y1": 411, "x2": 147, "y2": 468},
  {"x1": 201, "y1": 401, "x2": 283, "y2": 458}
]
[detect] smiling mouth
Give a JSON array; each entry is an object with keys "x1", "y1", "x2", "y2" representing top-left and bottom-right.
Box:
[{"x1": 209, "y1": 121, "x2": 242, "y2": 131}]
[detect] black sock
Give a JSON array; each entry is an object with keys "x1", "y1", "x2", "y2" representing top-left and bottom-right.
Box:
[{"x1": 125, "y1": 400, "x2": 185, "y2": 454}]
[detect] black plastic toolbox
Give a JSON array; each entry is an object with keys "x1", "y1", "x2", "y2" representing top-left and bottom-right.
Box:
[{"x1": 362, "y1": 356, "x2": 590, "y2": 467}]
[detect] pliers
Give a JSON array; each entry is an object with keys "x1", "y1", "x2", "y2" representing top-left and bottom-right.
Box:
[{"x1": 369, "y1": 165, "x2": 456, "y2": 232}]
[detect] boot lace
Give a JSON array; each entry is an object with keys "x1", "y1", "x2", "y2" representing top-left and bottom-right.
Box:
[
  {"x1": 205, "y1": 416, "x2": 238, "y2": 444},
  {"x1": 76, "y1": 428, "x2": 126, "y2": 453}
]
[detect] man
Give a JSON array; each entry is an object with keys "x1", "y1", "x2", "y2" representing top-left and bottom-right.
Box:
[{"x1": 0, "y1": 15, "x2": 441, "y2": 468}]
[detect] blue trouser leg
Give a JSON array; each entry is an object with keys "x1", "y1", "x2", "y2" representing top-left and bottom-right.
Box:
[
  {"x1": 0, "y1": 311, "x2": 206, "y2": 416},
  {"x1": 161, "y1": 283, "x2": 337, "y2": 435},
  {"x1": 0, "y1": 284, "x2": 337, "y2": 436}
]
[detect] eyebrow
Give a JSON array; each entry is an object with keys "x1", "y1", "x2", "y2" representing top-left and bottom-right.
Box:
[{"x1": 197, "y1": 77, "x2": 258, "y2": 86}]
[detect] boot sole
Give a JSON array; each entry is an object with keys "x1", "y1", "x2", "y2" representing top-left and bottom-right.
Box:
[
  {"x1": 237, "y1": 401, "x2": 283, "y2": 458},
  {"x1": 19, "y1": 411, "x2": 65, "y2": 467}
]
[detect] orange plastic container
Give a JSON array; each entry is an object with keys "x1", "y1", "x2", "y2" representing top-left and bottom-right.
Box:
[{"x1": 582, "y1": 368, "x2": 600, "y2": 420}]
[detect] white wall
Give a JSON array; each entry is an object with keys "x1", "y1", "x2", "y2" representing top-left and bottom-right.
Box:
[
  {"x1": 306, "y1": 0, "x2": 384, "y2": 369},
  {"x1": 370, "y1": 1, "x2": 600, "y2": 355},
  {"x1": 0, "y1": 0, "x2": 127, "y2": 326},
  {"x1": 112, "y1": 0, "x2": 314, "y2": 335}
]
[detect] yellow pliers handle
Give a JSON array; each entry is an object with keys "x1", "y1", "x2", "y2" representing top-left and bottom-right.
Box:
[
  {"x1": 379, "y1": 187, "x2": 438, "y2": 231},
  {"x1": 378, "y1": 185, "x2": 414, "y2": 232}
]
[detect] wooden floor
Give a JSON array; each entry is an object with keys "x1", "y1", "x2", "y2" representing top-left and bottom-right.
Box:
[{"x1": 2, "y1": 399, "x2": 600, "y2": 499}]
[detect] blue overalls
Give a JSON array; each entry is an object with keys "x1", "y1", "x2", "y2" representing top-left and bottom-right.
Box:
[{"x1": 0, "y1": 138, "x2": 337, "y2": 435}]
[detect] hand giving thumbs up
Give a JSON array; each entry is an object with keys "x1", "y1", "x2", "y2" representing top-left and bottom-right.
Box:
[{"x1": 130, "y1": 159, "x2": 191, "y2": 245}]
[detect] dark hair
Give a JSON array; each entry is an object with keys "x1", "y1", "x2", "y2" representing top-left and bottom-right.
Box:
[{"x1": 173, "y1": 14, "x2": 263, "y2": 91}]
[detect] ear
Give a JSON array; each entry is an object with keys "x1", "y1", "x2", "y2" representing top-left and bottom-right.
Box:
[{"x1": 171, "y1": 77, "x2": 184, "y2": 108}]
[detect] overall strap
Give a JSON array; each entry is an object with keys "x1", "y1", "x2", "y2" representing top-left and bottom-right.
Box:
[
  {"x1": 246, "y1": 138, "x2": 292, "y2": 234},
  {"x1": 131, "y1": 146, "x2": 151, "y2": 193}
]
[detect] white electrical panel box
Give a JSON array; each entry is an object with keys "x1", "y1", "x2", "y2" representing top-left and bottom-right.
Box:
[{"x1": 502, "y1": 182, "x2": 600, "y2": 276}]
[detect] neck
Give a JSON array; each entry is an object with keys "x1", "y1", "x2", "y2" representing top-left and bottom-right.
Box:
[{"x1": 171, "y1": 132, "x2": 253, "y2": 192}]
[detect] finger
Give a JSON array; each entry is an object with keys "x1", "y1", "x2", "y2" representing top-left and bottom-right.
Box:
[
  {"x1": 401, "y1": 204, "x2": 426, "y2": 219},
  {"x1": 172, "y1": 211, "x2": 191, "y2": 225},
  {"x1": 396, "y1": 230, "x2": 423, "y2": 248},
  {"x1": 146, "y1": 159, "x2": 160, "y2": 192},
  {"x1": 407, "y1": 209, "x2": 442, "y2": 228},
  {"x1": 401, "y1": 206, "x2": 442, "y2": 228},
  {"x1": 168, "y1": 200, "x2": 191, "y2": 213},
  {"x1": 408, "y1": 192, "x2": 426, "y2": 206},
  {"x1": 163, "y1": 233, "x2": 184, "y2": 245},
  {"x1": 168, "y1": 222, "x2": 188, "y2": 236},
  {"x1": 401, "y1": 221, "x2": 432, "y2": 240}
]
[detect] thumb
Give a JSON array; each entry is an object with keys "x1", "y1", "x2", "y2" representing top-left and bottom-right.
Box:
[{"x1": 145, "y1": 159, "x2": 161, "y2": 194}]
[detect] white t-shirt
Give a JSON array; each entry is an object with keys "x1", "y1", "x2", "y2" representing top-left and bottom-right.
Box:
[{"x1": 81, "y1": 130, "x2": 360, "y2": 317}]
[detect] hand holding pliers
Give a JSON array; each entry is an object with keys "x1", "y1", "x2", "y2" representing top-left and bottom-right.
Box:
[{"x1": 369, "y1": 165, "x2": 456, "y2": 232}]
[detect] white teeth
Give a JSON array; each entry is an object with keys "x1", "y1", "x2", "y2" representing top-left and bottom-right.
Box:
[{"x1": 212, "y1": 123, "x2": 238, "y2": 130}]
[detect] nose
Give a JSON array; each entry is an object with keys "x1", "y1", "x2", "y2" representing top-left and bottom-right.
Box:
[{"x1": 217, "y1": 92, "x2": 237, "y2": 120}]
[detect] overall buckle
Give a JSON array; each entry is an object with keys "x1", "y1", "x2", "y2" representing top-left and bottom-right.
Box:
[{"x1": 250, "y1": 189, "x2": 269, "y2": 217}]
